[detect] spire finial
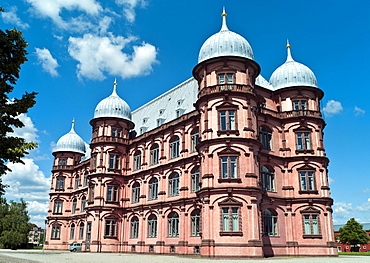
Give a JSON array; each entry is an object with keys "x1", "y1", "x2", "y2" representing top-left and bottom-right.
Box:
[
  {"x1": 220, "y1": 7, "x2": 229, "y2": 31},
  {"x1": 112, "y1": 78, "x2": 118, "y2": 95},
  {"x1": 286, "y1": 39, "x2": 294, "y2": 62},
  {"x1": 70, "y1": 119, "x2": 76, "y2": 132}
]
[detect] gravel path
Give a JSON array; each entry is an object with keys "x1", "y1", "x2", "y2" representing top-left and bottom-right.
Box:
[{"x1": 0, "y1": 250, "x2": 369, "y2": 263}]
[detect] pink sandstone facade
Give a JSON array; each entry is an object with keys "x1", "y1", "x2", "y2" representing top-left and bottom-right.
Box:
[{"x1": 45, "y1": 11, "x2": 337, "y2": 257}]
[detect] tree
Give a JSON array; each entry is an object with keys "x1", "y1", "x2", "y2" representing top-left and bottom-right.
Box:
[
  {"x1": 337, "y1": 218, "x2": 370, "y2": 252},
  {"x1": 0, "y1": 198, "x2": 32, "y2": 249},
  {"x1": 0, "y1": 7, "x2": 38, "y2": 195}
]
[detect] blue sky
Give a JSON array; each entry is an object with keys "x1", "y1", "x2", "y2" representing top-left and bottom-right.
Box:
[{"x1": 1, "y1": 0, "x2": 369, "y2": 227}]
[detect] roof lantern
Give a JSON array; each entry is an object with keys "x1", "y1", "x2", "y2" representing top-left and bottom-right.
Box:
[
  {"x1": 269, "y1": 41, "x2": 318, "y2": 90},
  {"x1": 53, "y1": 120, "x2": 86, "y2": 154},
  {"x1": 198, "y1": 8, "x2": 254, "y2": 63},
  {"x1": 93, "y1": 79, "x2": 132, "y2": 121}
]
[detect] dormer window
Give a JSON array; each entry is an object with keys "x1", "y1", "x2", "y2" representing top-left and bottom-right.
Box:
[
  {"x1": 293, "y1": 100, "x2": 307, "y2": 110},
  {"x1": 59, "y1": 158, "x2": 67, "y2": 165}
]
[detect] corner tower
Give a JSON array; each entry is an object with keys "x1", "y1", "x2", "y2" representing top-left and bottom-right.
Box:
[{"x1": 193, "y1": 9, "x2": 264, "y2": 257}]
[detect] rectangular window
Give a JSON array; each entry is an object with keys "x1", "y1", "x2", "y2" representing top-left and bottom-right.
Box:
[
  {"x1": 107, "y1": 186, "x2": 118, "y2": 202},
  {"x1": 55, "y1": 178, "x2": 65, "y2": 190},
  {"x1": 170, "y1": 138, "x2": 180, "y2": 159},
  {"x1": 150, "y1": 146, "x2": 159, "y2": 165},
  {"x1": 300, "y1": 171, "x2": 315, "y2": 191},
  {"x1": 79, "y1": 224, "x2": 84, "y2": 239},
  {"x1": 105, "y1": 220, "x2": 117, "y2": 237},
  {"x1": 293, "y1": 100, "x2": 307, "y2": 110},
  {"x1": 88, "y1": 186, "x2": 94, "y2": 203},
  {"x1": 303, "y1": 214, "x2": 320, "y2": 235},
  {"x1": 111, "y1": 128, "x2": 122, "y2": 137},
  {"x1": 131, "y1": 219, "x2": 139, "y2": 238},
  {"x1": 191, "y1": 131, "x2": 199, "y2": 153},
  {"x1": 191, "y1": 169, "x2": 200, "y2": 192},
  {"x1": 218, "y1": 73, "x2": 234, "y2": 84},
  {"x1": 109, "y1": 154, "x2": 120, "y2": 169},
  {"x1": 220, "y1": 110, "x2": 235, "y2": 130},
  {"x1": 132, "y1": 184, "x2": 140, "y2": 203},
  {"x1": 221, "y1": 156, "x2": 237, "y2": 179},
  {"x1": 70, "y1": 225, "x2": 75, "y2": 239},
  {"x1": 148, "y1": 179, "x2": 158, "y2": 200},
  {"x1": 74, "y1": 176, "x2": 80, "y2": 190},
  {"x1": 53, "y1": 201, "x2": 63, "y2": 214},
  {"x1": 51, "y1": 226, "x2": 61, "y2": 239},
  {"x1": 58, "y1": 158, "x2": 67, "y2": 165},
  {"x1": 148, "y1": 216, "x2": 157, "y2": 238},
  {"x1": 83, "y1": 174, "x2": 88, "y2": 187},
  {"x1": 191, "y1": 211, "x2": 201, "y2": 236},
  {"x1": 222, "y1": 207, "x2": 239, "y2": 232},
  {"x1": 133, "y1": 153, "x2": 141, "y2": 171},
  {"x1": 296, "y1": 132, "x2": 311, "y2": 150},
  {"x1": 81, "y1": 198, "x2": 86, "y2": 212}
]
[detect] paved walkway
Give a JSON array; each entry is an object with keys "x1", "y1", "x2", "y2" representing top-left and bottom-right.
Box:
[{"x1": 0, "y1": 250, "x2": 368, "y2": 263}]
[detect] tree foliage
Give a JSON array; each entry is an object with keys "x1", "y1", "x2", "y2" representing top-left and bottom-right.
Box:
[
  {"x1": 0, "y1": 7, "x2": 38, "y2": 195},
  {"x1": 0, "y1": 198, "x2": 32, "y2": 249},
  {"x1": 338, "y1": 218, "x2": 370, "y2": 251}
]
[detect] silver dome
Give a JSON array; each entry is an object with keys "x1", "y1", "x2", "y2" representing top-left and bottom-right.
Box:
[
  {"x1": 94, "y1": 82, "x2": 132, "y2": 121},
  {"x1": 54, "y1": 122, "x2": 86, "y2": 154},
  {"x1": 198, "y1": 10, "x2": 254, "y2": 63},
  {"x1": 269, "y1": 44, "x2": 318, "y2": 90}
]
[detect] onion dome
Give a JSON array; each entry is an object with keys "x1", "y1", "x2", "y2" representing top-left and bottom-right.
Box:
[
  {"x1": 269, "y1": 42, "x2": 318, "y2": 90},
  {"x1": 53, "y1": 121, "x2": 86, "y2": 154},
  {"x1": 93, "y1": 80, "x2": 132, "y2": 121},
  {"x1": 198, "y1": 8, "x2": 254, "y2": 63}
]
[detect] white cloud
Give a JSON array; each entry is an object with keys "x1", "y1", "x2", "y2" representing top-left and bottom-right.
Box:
[
  {"x1": 354, "y1": 106, "x2": 365, "y2": 116},
  {"x1": 26, "y1": 0, "x2": 102, "y2": 29},
  {"x1": 333, "y1": 200, "x2": 370, "y2": 224},
  {"x1": 115, "y1": 0, "x2": 147, "y2": 23},
  {"x1": 35, "y1": 48, "x2": 60, "y2": 77},
  {"x1": 323, "y1": 100, "x2": 343, "y2": 117},
  {"x1": 1, "y1": 6, "x2": 30, "y2": 29},
  {"x1": 68, "y1": 33, "x2": 158, "y2": 80},
  {"x1": 9, "y1": 114, "x2": 39, "y2": 142}
]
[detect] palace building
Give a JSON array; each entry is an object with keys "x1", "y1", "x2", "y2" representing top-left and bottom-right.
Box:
[{"x1": 45, "y1": 10, "x2": 337, "y2": 257}]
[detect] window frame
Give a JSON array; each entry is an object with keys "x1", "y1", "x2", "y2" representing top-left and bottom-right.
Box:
[
  {"x1": 55, "y1": 177, "x2": 65, "y2": 190},
  {"x1": 72, "y1": 198, "x2": 77, "y2": 214},
  {"x1": 148, "y1": 177, "x2": 158, "y2": 200},
  {"x1": 70, "y1": 224, "x2": 75, "y2": 240},
  {"x1": 299, "y1": 170, "x2": 317, "y2": 193},
  {"x1": 301, "y1": 209, "x2": 321, "y2": 238},
  {"x1": 150, "y1": 143, "x2": 159, "y2": 165},
  {"x1": 109, "y1": 154, "x2": 120, "y2": 170},
  {"x1": 191, "y1": 167, "x2": 200, "y2": 192},
  {"x1": 263, "y1": 209, "x2": 278, "y2": 236},
  {"x1": 191, "y1": 209, "x2": 201, "y2": 237},
  {"x1": 168, "y1": 212, "x2": 179, "y2": 237},
  {"x1": 105, "y1": 219, "x2": 117, "y2": 238},
  {"x1": 218, "y1": 73, "x2": 234, "y2": 85},
  {"x1": 78, "y1": 223, "x2": 85, "y2": 240},
  {"x1": 259, "y1": 126, "x2": 272, "y2": 151},
  {"x1": 190, "y1": 128, "x2": 200, "y2": 153},
  {"x1": 168, "y1": 172, "x2": 180, "y2": 197},
  {"x1": 106, "y1": 185, "x2": 119, "y2": 202},
  {"x1": 169, "y1": 136, "x2": 180, "y2": 159},
  {"x1": 130, "y1": 216, "x2": 139, "y2": 238},
  {"x1": 58, "y1": 158, "x2": 67, "y2": 165},
  {"x1": 74, "y1": 175, "x2": 80, "y2": 190},
  {"x1": 51, "y1": 225, "x2": 61, "y2": 239},
  {"x1": 53, "y1": 200, "x2": 63, "y2": 214},
  {"x1": 81, "y1": 197, "x2": 86, "y2": 212},
  {"x1": 218, "y1": 153, "x2": 240, "y2": 182},
  {"x1": 261, "y1": 166, "x2": 275, "y2": 192},
  {"x1": 133, "y1": 150, "x2": 142, "y2": 171},
  {"x1": 148, "y1": 214, "x2": 158, "y2": 238},
  {"x1": 131, "y1": 182, "x2": 140, "y2": 203}
]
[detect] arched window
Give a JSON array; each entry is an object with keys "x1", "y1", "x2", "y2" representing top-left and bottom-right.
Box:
[
  {"x1": 133, "y1": 150, "x2": 141, "y2": 171},
  {"x1": 191, "y1": 128, "x2": 199, "y2": 152},
  {"x1": 70, "y1": 224, "x2": 75, "y2": 239},
  {"x1": 259, "y1": 126, "x2": 272, "y2": 151},
  {"x1": 168, "y1": 212, "x2": 179, "y2": 237},
  {"x1": 148, "y1": 214, "x2": 157, "y2": 238},
  {"x1": 191, "y1": 167, "x2": 200, "y2": 192},
  {"x1": 169, "y1": 172, "x2": 180, "y2": 197},
  {"x1": 131, "y1": 216, "x2": 139, "y2": 238},
  {"x1": 263, "y1": 209, "x2": 278, "y2": 236},
  {"x1": 191, "y1": 209, "x2": 201, "y2": 236},
  {"x1": 169, "y1": 136, "x2": 180, "y2": 159},
  {"x1": 148, "y1": 177, "x2": 158, "y2": 200},
  {"x1": 150, "y1": 143, "x2": 159, "y2": 165},
  {"x1": 261, "y1": 166, "x2": 275, "y2": 192},
  {"x1": 72, "y1": 198, "x2": 77, "y2": 214},
  {"x1": 79, "y1": 223, "x2": 85, "y2": 239},
  {"x1": 132, "y1": 182, "x2": 140, "y2": 203}
]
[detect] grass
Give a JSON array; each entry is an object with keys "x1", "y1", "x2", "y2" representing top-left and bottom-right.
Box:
[{"x1": 339, "y1": 252, "x2": 370, "y2": 256}]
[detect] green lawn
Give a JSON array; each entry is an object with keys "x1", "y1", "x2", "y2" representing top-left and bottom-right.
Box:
[{"x1": 339, "y1": 252, "x2": 370, "y2": 256}]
